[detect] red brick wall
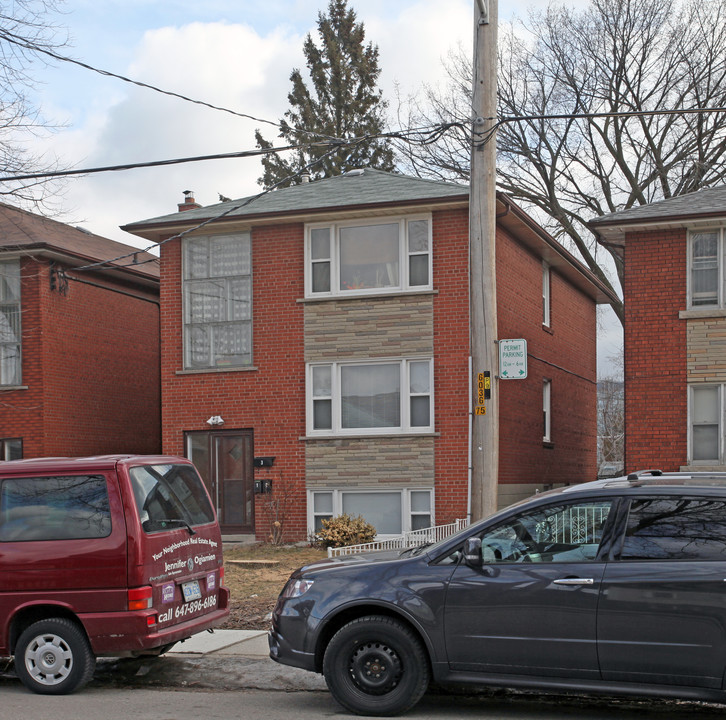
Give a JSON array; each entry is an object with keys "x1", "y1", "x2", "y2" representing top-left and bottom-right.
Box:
[
  {"x1": 623, "y1": 229, "x2": 687, "y2": 471},
  {"x1": 432, "y1": 210, "x2": 471, "y2": 524},
  {"x1": 497, "y1": 227, "x2": 598, "y2": 487},
  {"x1": 0, "y1": 256, "x2": 161, "y2": 458},
  {"x1": 159, "y1": 225, "x2": 307, "y2": 541}
]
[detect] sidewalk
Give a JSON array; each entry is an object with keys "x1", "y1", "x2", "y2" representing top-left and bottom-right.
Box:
[{"x1": 90, "y1": 629, "x2": 328, "y2": 692}]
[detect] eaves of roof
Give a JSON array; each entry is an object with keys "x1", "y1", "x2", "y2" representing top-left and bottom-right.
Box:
[
  {"x1": 588, "y1": 185, "x2": 726, "y2": 246},
  {"x1": 123, "y1": 169, "x2": 615, "y2": 305}
]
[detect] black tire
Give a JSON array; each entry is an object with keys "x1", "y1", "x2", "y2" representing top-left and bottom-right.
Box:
[
  {"x1": 14, "y1": 618, "x2": 96, "y2": 695},
  {"x1": 323, "y1": 615, "x2": 430, "y2": 716}
]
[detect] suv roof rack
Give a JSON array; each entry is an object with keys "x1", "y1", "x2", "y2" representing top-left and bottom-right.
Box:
[{"x1": 624, "y1": 469, "x2": 726, "y2": 488}]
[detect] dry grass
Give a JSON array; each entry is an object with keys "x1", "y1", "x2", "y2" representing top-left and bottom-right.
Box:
[{"x1": 220, "y1": 543, "x2": 327, "y2": 629}]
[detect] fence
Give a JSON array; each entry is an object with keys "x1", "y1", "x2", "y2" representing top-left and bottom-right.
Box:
[{"x1": 327, "y1": 518, "x2": 470, "y2": 558}]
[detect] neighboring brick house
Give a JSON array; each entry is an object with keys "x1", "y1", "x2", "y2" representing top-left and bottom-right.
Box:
[
  {"x1": 0, "y1": 202, "x2": 161, "y2": 459},
  {"x1": 591, "y1": 186, "x2": 726, "y2": 472},
  {"x1": 124, "y1": 170, "x2": 616, "y2": 539}
]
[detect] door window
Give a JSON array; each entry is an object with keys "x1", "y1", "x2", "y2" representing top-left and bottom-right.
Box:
[
  {"x1": 479, "y1": 501, "x2": 613, "y2": 563},
  {"x1": 620, "y1": 497, "x2": 726, "y2": 561}
]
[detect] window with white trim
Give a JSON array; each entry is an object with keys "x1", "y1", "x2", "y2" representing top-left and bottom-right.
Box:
[
  {"x1": 308, "y1": 359, "x2": 434, "y2": 435},
  {"x1": 0, "y1": 260, "x2": 21, "y2": 386},
  {"x1": 182, "y1": 234, "x2": 252, "y2": 369},
  {"x1": 690, "y1": 384, "x2": 722, "y2": 463},
  {"x1": 689, "y1": 229, "x2": 723, "y2": 308},
  {"x1": 306, "y1": 216, "x2": 432, "y2": 297},
  {"x1": 542, "y1": 262, "x2": 551, "y2": 326},
  {"x1": 0, "y1": 438, "x2": 21, "y2": 460},
  {"x1": 309, "y1": 488, "x2": 432, "y2": 537},
  {"x1": 543, "y1": 379, "x2": 552, "y2": 443}
]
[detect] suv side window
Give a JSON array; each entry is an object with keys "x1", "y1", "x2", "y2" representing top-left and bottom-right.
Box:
[
  {"x1": 0, "y1": 475, "x2": 111, "y2": 542},
  {"x1": 621, "y1": 497, "x2": 726, "y2": 561},
  {"x1": 478, "y1": 501, "x2": 613, "y2": 563}
]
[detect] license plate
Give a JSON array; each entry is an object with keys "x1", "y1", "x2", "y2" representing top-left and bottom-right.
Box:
[{"x1": 182, "y1": 580, "x2": 202, "y2": 602}]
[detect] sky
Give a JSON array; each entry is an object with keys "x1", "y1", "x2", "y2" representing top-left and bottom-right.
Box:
[{"x1": 15, "y1": 0, "x2": 620, "y2": 374}]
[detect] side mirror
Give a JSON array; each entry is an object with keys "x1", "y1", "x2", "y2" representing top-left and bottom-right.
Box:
[{"x1": 463, "y1": 536, "x2": 482, "y2": 567}]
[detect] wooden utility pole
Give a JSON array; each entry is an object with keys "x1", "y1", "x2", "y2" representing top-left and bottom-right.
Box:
[{"x1": 469, "y1": 0, "x2": 499, "y2": 521}]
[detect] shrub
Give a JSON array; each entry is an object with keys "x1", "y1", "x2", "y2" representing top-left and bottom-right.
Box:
[{"x1": 314, "y1": 513, "x2": 377, "y2": 549}]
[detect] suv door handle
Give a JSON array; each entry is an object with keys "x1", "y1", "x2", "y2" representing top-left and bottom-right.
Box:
[{"x1": 554, "y1": 578, "x2": 594, "y2": 586}]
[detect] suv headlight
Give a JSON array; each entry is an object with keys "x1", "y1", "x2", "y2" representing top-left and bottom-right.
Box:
[{"x1": 281, "y1": 579, "x2": 314, "y2": 598}]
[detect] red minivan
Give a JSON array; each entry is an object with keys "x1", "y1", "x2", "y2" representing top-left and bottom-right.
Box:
[{"x1": 0, "y1": 455, "x2": 230, "y2": 694}]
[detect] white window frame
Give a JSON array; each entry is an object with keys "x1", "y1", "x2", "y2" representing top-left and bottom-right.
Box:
[
  {"x1": 688, "y1": 384, "x2": 723, "y2": 464},
  {"x1": 182, "y1": 233, "x2": 253, "y2": 370},
  {"x1": 306, "y1": 358, "x2": 434, "y2": 436},
  {"x1": 542, "y1": 262, "x2": 551, "y2": 327},
  {"x1": 0, "y1": 258, "x2": 21, "y2": 386},
  {"x1": 308, "y1": 487, "x2": 434, "y2": 539},
  {"x1": 543, "y1": 379, "x2": 552, "y2": 443},
  {"x1": 304, "y1": 214, "x2": 433, "y2": 298},
  {"x1": 687, "y1": 228, "x2": 724, "y2": 309}
]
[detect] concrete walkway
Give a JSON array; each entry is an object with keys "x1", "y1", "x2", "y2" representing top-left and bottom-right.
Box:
[{"x1": 168, "y1": 628, "x2": 270, "y2": 657}]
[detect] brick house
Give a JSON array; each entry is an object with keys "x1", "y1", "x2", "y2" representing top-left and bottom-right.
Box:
[
  {"x1": 0, "y1": 202, "x2": 161, "y2": 459},
  {"x1": 591, "y1": 186, "x2": 726, "y2": 472},
  {"x1": 124, "y1": 170, "x2": 616, "y2": 539}
]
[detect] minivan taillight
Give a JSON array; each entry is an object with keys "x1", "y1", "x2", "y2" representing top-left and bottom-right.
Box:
[
  {"x1": 220, "y1": 567, "x2": 225, "y2": 587},
  {"x1": 128, "y1": 586, "x2": 153, "y2": 611}
]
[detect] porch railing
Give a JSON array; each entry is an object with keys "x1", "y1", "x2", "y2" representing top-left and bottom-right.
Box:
[{"x1": 327, "y1": 518, "x2": 470, "y2": 558}]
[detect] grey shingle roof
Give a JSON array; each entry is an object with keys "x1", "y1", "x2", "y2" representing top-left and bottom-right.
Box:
[
  {"x1": 591, "y1": 184, "x2": 726, "y2": 227},
  {"x1": 122, "y1": 169, "x2": 469, "y2": 231}
]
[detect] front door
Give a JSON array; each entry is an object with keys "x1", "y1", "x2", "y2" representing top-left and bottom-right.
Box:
[{"x1": 186, "y1": 430, "x2": 254, "y2": 534}]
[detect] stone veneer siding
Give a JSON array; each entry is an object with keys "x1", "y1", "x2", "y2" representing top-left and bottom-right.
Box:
[
  {"x1": 304, "y1": 294, "x2": 436, "y2": 492},
  {"x1": 686, "y1": 317, "x2": 726, "y2": 382}
]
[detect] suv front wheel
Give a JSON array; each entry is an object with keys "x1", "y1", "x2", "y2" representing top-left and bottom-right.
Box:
[{"x1": 323, "y1": 615, "x2": 430, "y2": 716}]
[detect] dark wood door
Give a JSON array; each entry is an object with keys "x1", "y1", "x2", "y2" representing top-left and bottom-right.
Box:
[{"x1": 186, "y1": 430, "x2": 254, "y2": 534}]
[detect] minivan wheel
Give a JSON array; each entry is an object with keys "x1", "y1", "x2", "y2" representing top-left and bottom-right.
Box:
[
  {"x1": 14, "y1": 618, "x2": 96, "y2": 695},
  {"x1": 323, "y1": 615, "x2": 430, "y2": 716}
]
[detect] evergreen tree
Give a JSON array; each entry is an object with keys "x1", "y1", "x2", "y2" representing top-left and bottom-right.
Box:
[{"x1": 255, "y1": 0, "x2": 394, "y2": 188}]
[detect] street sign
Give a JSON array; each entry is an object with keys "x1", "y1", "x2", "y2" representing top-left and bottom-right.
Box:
[{"x1": 499, "y1": 339, "x2": 527, "y2": 379}]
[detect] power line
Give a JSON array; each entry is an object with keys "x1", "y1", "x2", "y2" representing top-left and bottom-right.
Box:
[
  {"x1": 71, "y1": 140, "x2": 362, "y2": 273},
  {"x1": 0, "y1": 28, "x2": 340, "y2": 144},
  {"x1": 0, "y1": 142, "x2": 341, "y2": 182}
]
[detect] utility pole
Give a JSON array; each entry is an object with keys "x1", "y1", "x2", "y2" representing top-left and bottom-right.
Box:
[{"x1": 469, "y1": 0, "x2": 499, "y2": 521}]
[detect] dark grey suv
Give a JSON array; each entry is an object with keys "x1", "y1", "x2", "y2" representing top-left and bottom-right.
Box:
[{"x1": 269, "y1": 472, "x2": 726, "y2": 715}]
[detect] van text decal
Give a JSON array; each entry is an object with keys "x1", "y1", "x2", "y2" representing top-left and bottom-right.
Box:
[{"x1": 152, "y1": 536, "x2": 218, "y2": 562}]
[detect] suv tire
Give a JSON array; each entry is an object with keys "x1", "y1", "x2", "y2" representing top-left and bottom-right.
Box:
[{"x1": 323, "y1": 615, "x2": 430, "y2": 716}]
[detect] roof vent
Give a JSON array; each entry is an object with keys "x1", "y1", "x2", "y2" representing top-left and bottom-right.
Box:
[
  {"x1": 300, "y1": 172, "x2": 311, "y2": 184},
  {"x1": 344, "y1": 168, "x2": 365, "y2": 177}
]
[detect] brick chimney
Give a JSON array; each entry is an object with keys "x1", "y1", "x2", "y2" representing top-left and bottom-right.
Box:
[{"x1": 178, "y1": 190, "x2": 202, "y2": 212}]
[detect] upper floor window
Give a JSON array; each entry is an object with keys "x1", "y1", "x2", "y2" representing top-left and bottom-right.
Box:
[
  {"x1": 306, "y1": 216, "x2": 432, "y2": 297},
  {"x1": 689, "y1": 230, "x2": 722, "y2": 308},
  {"x1": 183, "y1": 234, "x2": 252, "y2": 370},
  {"x1": 542, "y1": 262, "x2": 551, "y2": 326},
  {"x1": 0, "y1": 259, "x2": 21, "y2": 386},
  {"x1": 308, "y1": 358, "x2": 433, "y2": 435}
]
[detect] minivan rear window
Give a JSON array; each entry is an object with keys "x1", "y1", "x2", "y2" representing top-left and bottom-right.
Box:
[
  {"x1": 0, "y1": 475, "x2": 111, "y2": 542},
  {"x1": 129, "y1": 464, "x2": 215, "y2": 533}
]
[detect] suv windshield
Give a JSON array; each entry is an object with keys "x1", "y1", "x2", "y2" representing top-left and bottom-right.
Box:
[{"x1": 128, "y1": 464, "x2": 215, "y2": 533}]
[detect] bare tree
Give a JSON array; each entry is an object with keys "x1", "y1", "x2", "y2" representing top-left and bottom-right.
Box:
[
  {"x1": 0, "y1": 0, "x2": 68, "y2": 208},
  {"x1": 395, "y1": 0, "x2": 726, "y2": 325}
]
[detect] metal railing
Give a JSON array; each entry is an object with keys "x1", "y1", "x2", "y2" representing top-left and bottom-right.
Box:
[{"x1": 327, "y1": 518, "x2": 470, "y2": 558}]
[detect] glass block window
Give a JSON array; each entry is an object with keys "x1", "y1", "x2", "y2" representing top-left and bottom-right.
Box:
[{"x1": 183, "y1": 234, "x2": 252, "y2": 369}]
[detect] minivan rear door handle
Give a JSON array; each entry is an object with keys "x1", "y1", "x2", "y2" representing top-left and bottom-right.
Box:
[{"x1": 554, "y1": 578, "x2": 594, "y2": 586}]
